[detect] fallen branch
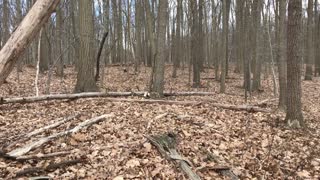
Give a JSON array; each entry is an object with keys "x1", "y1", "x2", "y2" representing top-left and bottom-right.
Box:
[
  {"x1": 7, "y1": 114, "x2": 114, "y2": 157},
  {"x1": 16, "y1": 158, "x2": 85, "y2": 177},
  {"x1": 16, "y1": 151, "x2": 70, "y2": 161},
  {"x1": 6, "y1": 114, "x2": 79, "y2": 150},
  {"x1": 0, "y1": 93, "x2": 271, "y2": 113},
  {"x1": 146, "y1": 133, "x2": 201, "y2": 180},
  {"x1": 0, "y1": 91, "x2": 216, "y2": 104}
]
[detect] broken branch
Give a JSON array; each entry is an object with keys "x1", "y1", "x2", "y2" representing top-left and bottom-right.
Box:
[{"x1": 7, "y1": 114, "x2": 114, "y2": 157}]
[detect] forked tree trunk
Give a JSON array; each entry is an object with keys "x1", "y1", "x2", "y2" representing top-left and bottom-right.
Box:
[{"x1": 0, "y1": 0, "x2": 60, "y2": 87}]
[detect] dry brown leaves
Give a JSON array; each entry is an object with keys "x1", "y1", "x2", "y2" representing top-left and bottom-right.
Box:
[{"x1": 0, "y1": 65, "x2": 319, "y2": 179}]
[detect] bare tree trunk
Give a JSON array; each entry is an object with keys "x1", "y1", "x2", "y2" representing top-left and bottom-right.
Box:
[
  {"x1": 286, "y1": 0, "x2": 304, "y2": 128},
  {"x1": 151, "y1": 0, "x2": 168, "y2": 97},
  {"x1": 278, "y1": 0, "x2": 287, "y2": 110},
  {"x1": 305, "y1": 0, "x2": 313, "y2": 80},
  {"x1": 252, "y1": 0, "x2": 262, "y2": 91},
  {"x1": 0, "y1": 0, "x2": 60, "y2": 87},
  {"x1": 74, "y1": 0, "x2": 98, "y2": 92},
  {"x1": 220, "y1": 0, "x2": 231, "y2": 93},
  {"x1": 56, "y1": 4, "x2": 64, "y2": 77}
]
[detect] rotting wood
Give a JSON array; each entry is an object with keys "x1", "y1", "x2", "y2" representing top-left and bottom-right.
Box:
[
  {"x1": 0, "y1": 93, "x2": 271, "y2": 113},
  {"x1": 146, "y1": 133, "x2": 201, "y2": 180},
  {"x1": 202, "y1": 149, "x2": 239, "y2": 180},
  {"x1": 6, "y1": 114, "x2": 79, "y2": 150},
  {"x1": 7, "y1": 114, "x2": 114, "y2": 157},
  {"x1": 16, "y1": 158, "x2": 85, "y2": 177}
]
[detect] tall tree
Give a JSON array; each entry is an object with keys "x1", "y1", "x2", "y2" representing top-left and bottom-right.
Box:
[
  {"x1": 190, "y1": 0, "x2": 200, "y2": 87},
  {"x1": 151, "y1": 0, "x2": 168, "y2": 96},
  {"x1": 220, "y1": 0, "x2": 231, "y2": 93},
  {"x1": 286, "y1": 0, "x2": 304, "y2": 128},
  {"x1": 172, "y1": 0, "x2": 183, "y2": 78},
  {"x1": 56, "y1": 4, "x2": 64, "y2": 77},
  {"x1": 74, "y1": 0, "x2": 98, "y2": 92},
  {"x1": 305, "y1": 0, "x2": 313, "y2": 80},
  {"x1": 278, "y1": 0, "x2": 287, "y2": 109},
  {"x1": 315, "y1": 0, "x2": 320, "y2": 76},
  {"x1": 252, "y1": 0, "x2": 262, "y2": 91},
  {"x1": 2, "y1": 0, "x2": 10, "y2": 44}
]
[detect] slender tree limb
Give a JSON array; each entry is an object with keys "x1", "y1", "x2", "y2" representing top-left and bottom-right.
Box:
[
  {"x1": 95, "y1": 32, "x2": 109, "y2": 82},
  {"x1": 7, "y1": 114, "x2": 114, "y2": 157},
  {"x1": 16, "y1": 151, "x2": 70, "y2": 160},
  {"x1": 5, "y1": 114, "x2": 79, "y2": 150}
]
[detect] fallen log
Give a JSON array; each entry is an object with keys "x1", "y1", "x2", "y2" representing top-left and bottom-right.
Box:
[
  {"x1": 146, "y1": 133, "x2": 201, "y2": 180},
  {"x1": 16, "y1": 151, "x2": 70, "y2": 161},
  {"x1": 0, "y1": 0, "x2": 60, "y2": 86},
  {"x1": 0, "y1": 93, "x2": 271, "y2": 113},
  {"x1": 7, "y1": 114, "x2": 114, "y2": 157},
  {"x1": 0, "y1": 91, "x2": 216, "y2": 104}
]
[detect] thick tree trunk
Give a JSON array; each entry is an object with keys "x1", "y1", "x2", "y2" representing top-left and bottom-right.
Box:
[
  {"x1": 0, "y1": 0, "x2": 60, "y2": 87},
  {"x1": 74, "y1": 0, "x2": 98, "y2": 92},
  {"x1": 220, "y1": 0, "x2": 231, "y2": 93},
  {"x1": 151, "y1": 0, "x2": 168, "y2": 97},
  {"x1": 278, "y1": 0, "x2": 287, "y2": 110},
  {"x1": 305, "y1": 0, "x2": 313, "y2": 80},
  {"x1": 286, "y1": 0, "x2": 304, "y2": 128}
]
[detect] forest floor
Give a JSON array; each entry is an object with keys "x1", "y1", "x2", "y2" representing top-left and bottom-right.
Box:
[{"x1": 0, "y1": 65, "x2": 319, "y2": 179}]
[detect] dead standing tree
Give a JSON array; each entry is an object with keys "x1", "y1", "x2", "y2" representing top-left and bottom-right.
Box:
[{"x1": 0, "y1": 0, "x2": 60, "y2": 87}]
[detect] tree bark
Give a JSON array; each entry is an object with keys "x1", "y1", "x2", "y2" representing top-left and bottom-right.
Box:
[
  {"x1": 74, "y1": 0, "x2": 98, "y2": 92},
  {"x1": 0, "y1": 0, "x2": 60, "y2": 87},
  {"x1": 278, "y1": 0, "x2": 287, "y2": 110},
  {"x1": 286, "y1": 0, "x2": 304, "y2": 128},
  {"x1": 151, "y1": 0, "x2": 168, "y2": 97},
  {"x1": 305, "y1": 0, "x2": 313, "y2": 80},
  {"x1": 220, "y1": 0, "x2": 231, "y2": 93}
]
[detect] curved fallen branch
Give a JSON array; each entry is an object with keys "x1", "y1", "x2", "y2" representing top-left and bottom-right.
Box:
[
  {"x1": 6, "y1": 114, "x2": 79, "y2": 150},
  {"x1": 7, "y1": 114, "x2": 114, "y2": 157}
]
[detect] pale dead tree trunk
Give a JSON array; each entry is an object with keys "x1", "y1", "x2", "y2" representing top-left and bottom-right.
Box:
[
  {"x1": 278, "y1": 0, "x2": 287, "y2": 110},
  {"x1": 286, "y1": 0, "x2": 304, "y2": 128},
  {"x1": 56, "y1": 4, "x2": 64, "y2": 77},
  {"x1": 35, "y1": 28, "x2": 43, "y2": 97},
  {"x1": 151, "y1": 0, "x2": 168, "y2": 97},
  {"x1": 0, "y1": 0, "x2": 60, "y2": 87},
  {"x1": 305, "y1": 0, "x2": 313, "y2": 80},
  {"x1": 220, "y1": 0, "x2": 231, "y2": 93},
  {"x1": 74, "y1": 0, "x2": 98, "y2": 92}
]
